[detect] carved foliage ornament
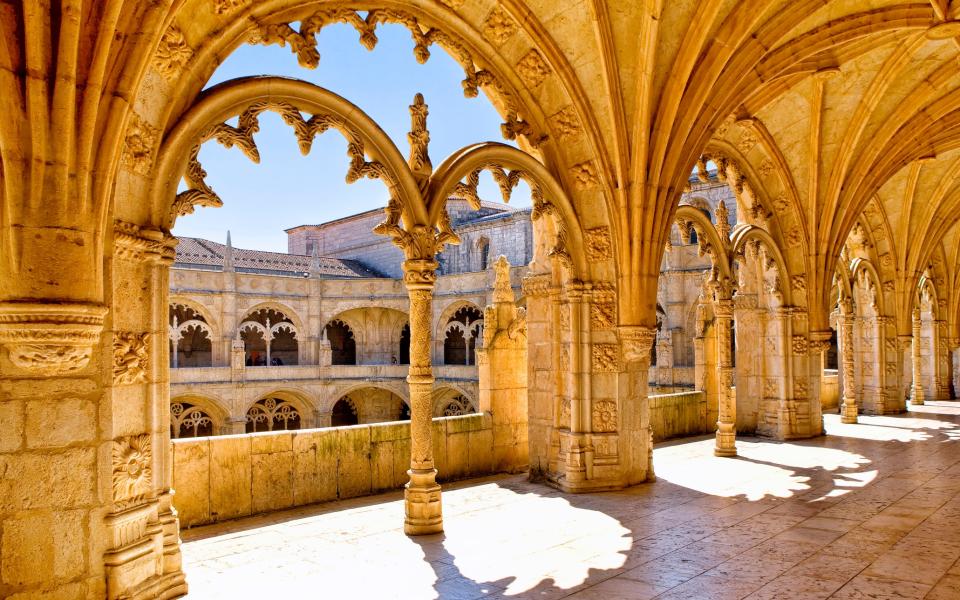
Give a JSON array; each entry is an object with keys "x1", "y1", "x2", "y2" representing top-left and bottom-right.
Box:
[
  {"x1": 0, "y1": 303, "x2": 107, "y2": 374},
  {"x1": 483, "y1": 6, "x2": 519, "y2": 46},
  {"x1": 114, "y1": 332, "x2": 150, "y2": 386},
  {"x1": 114, "y1": 220, "x2": 176, "y2": 264},
  {"x1": 176, "y1": 100, "x2": 392, "y2": 223},
  {"x1": 585, "y1": 227, "x2": 612, "y2": 262},
  {"x1": 619, "y1": 326, "x2": 657, "y2": 363},
  {"x1": 154, "y1": 25, "x2": 193, "y2": 80},
  {"x1": 112, "y1": 434, "x2": 153, "y2": 508},
  {"x1": 592, "y1": 343, "x2": 621, "y2": 372},
  {"x1": 248, "y1": 8, "x2": 542, "y2": 145},
  {"x1": 122, "y1": 112, "x2": 159, "y2": 176}
]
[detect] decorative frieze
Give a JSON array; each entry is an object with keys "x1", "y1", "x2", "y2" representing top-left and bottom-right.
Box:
[
  {"x1": 0, "y1": 302, "x2": 107, "y2": 374},
  {"x1": 521, "y1": 273, "x2": 553, "y2": 298}
]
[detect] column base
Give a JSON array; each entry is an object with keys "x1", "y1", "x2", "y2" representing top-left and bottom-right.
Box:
[
  {"x1": 714, "y1": 424, "x2": 737, "y2": 457},
  {"x1": 404, "y1": 469, "x2": 443, "y2": 536},
  {"x1": 840, "y1": 401, "x2": 859, "y2": 424},
  {"x1": 911, "y1": 386, "x2": 924, "y2": 406}
]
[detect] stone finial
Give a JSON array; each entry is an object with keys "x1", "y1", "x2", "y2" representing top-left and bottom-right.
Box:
[
  {"x1": 223, "y1": 230, "x2": 234, "y2": 272},
  {"x1": 407, "y1": 93, "x2": 432, "y2": 181},
  {"x1": 492, "y1": 255, "x2": 514, "y2": 304},
  {"x1": 309, "y1": 243, "x2": 321, "y2": 278}
]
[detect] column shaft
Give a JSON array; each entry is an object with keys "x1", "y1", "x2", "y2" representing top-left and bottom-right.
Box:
[
  {"x1": 912, "y1": 309, "x2": 925, "y2": 406},
  {"x1": 403, "y1": 258, "x2": 443, "y2": 535},
  {"x1": 714, "y1": 299, "x2": 737, "y2": 456},
  {"x1": 840, "y1": 303, "x2": 858, "y2": 423}
]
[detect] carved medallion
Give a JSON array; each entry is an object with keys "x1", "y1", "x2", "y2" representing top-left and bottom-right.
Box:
[
  {"x1": 593, "y1": 400, "x2": 617, "y2": 433},
  {"x1": 112, "y1": 434, "x2": 153, "y2": 508},
  {"x1": 114, "y1": 332, "x2": 150, "y2": 386}
]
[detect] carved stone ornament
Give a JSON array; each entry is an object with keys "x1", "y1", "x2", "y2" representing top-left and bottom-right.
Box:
[
  {"x1": 516, "y1": 49, "x2": 551, "y2": 89},
  {"x1": 113, "y1": 332, "x2": 150, "y2": 386},
  {"x1": 571, "y1": 161, "x2": 600, "y2": 189},
  {"x1": 792, "y1": 335, "x2": 808, "y2": 355},
  {"x1": 592, "y1": 343, "x2": 621, "y2": 372},
  {"x1": 585, "y1": 227, "x2": 613, "y2": 261},
  {"x1": 618, "y1": 326, "x2": 657, "y2": 364},
  {"x1": 0, "y1": 303, "x2": 107, "y2": 374},
  {"x1": 153, "y1": 25, "x2": 193, "y2": 81},
  {"x1": 114, "y1": 220, "x2": 176, "y2": 264},
  {"x1": 593, "y1": 400, "x2": 618, "y2": 433},
  {"x1": 492, "y1": 255, "x2": 514, "y2": 303},
  {"x1": 549, "y1": 106, "x2": 582, "y2": 141},
  {"x1": 521, "y1": 273, "x2": 552, "y2": 298},
  {"x1": 111, "y1": 434, "x2": 153, "y2": 508},
  {"x1": 121, "y1": 111, "x2": 159, "y2": 176},
  {"x1": 483, "y1": 5, "x2": 519, "y2": 46},
  {"x1": 591, "y1": 302, "x2": 616, "y2": 330}
]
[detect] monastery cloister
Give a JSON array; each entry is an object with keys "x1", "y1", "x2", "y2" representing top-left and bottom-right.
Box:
[{"x1": 6, "y1": 2, "x2": 960, "y2": 599}]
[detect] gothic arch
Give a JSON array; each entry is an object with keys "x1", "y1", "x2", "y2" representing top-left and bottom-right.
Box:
[
  {"x1": 169, "y1": 296, "x2": 219, "y2": 337},
  {"x1": 731, "y1": 225, "x2": 794, "y2": 307}
]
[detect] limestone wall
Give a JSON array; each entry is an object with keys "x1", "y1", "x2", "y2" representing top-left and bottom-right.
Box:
[
  {"x1": 649, "y1": 391, "x2": 709, "y2": 441},
  {"x1": 821, "y1": 370, "x2": 840, "y2": 411},
  {"x1": 171, "y1": 413, "x2": 494, "y2": 527}
]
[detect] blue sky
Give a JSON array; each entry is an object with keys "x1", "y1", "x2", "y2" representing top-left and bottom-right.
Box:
[{"x1": 172, "y1": 23, "x2": 525, "y2": 252}]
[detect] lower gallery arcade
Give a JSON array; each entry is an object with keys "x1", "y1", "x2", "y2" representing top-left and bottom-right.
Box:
[{"x1": 5, "y1": 2, "x2": 960, "y2": 599}]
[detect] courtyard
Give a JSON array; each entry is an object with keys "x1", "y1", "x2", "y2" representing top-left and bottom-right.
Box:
[{"x1": 181, "y1": 403, "x2": 960, "y2": 599}]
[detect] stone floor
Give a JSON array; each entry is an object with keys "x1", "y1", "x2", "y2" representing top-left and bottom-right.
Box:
[{"x1": 181, "y1": 402, "x2": 960, "y2": 599}]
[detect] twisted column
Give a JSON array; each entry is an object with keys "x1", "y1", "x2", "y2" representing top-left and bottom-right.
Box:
[
  {"x1": 402, "y1": 257, "x2": 443, "y2": 535},
  {"x1": 714, "y1": 297, "x2": 737, "y2": 456},
  {"x1": 839, "y1": 300, "x2": 858, "y2": 423},
  {"x1": 911, "y1": 308, "x2": 925, "y2": 406}
]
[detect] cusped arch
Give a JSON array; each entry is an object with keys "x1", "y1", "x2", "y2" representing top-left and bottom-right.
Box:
[
  {"x1": 245, "y1": 389, "x2": 317, "y2": 427},
  {"x1": 169, "y1": 296, "x2": 219, "y2": 335},
  {"x1": 170, "y1": 392, "x2": 231, "y2": 427},
  {"x1": 436, "y1": 299, "x2": 485, "y2": 341},
  {"x1": 152, "y1": 77, "x2": 425, "y2": 231},
  {"x1": 239, "y1": 300, "x2": 306, "y2": 337},
  {"x1": 674, "y1": 204, "x2": 733, "y2": 284},
  {"x1": 432, "y1": 384, "x2": 478, "y2": 417},
  {"x1": 428, "y1": 142, "x2": 592, "y2": 278}
]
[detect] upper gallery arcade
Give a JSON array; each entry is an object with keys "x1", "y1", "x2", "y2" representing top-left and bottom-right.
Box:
[{"x1": 4, "y1": 1, "x2": 960, "y2": 598}]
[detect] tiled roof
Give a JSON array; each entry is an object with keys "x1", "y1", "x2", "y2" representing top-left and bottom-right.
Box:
[{"x1": 174, "y1": 237, "x2": 383, "y2": 278}]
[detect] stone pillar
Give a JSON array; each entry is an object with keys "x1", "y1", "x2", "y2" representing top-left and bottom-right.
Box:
[
  {"x1": 839, "y1": 300, "x2": 858, "y2": 423},
  {"x1": 230, "y1": 336, "x2": 245, "y2": 381},
  {"x1": 713, "y1": 296, "x2": 737, "y2": 456},
  {"x1": 911, "y1": 308, "x2": 925, "y2": 405},
  {"x1": 224, "y1": 416, "x2": 247, "y2": 435},
  {"x1": 618, "y1": 326, "x2": 658, "y2": 485},
  {"x1": 402, "y1": 257, "x2": 443, "y2": 535}
]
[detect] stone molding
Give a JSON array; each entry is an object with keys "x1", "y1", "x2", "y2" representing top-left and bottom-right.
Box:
[
  {"x1": 0, "y1": 302, "x2": 108, "y2": 374},
  {"x1": 115, "y1": 220, "x2": 177, "y2": 264}
]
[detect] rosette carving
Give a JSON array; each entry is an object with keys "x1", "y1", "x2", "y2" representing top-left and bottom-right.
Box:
[
  {"x1": 114, "y1": 332, "x2": 150, "y2": 386},
  {"x1": 112, "y1": 434, "x2": 153, "y2": 508}
]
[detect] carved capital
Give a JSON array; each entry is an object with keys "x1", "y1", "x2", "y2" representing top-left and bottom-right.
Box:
[
  {"x1": 0, "y1": 303, "x2": 108, "y2": 374},
  {"x1": 521, "y1": 273, "x2": 553, "y2": 298},
  {"x1": 402, "y1": 258, "x2": 439, "y2": 289},
  {"x1": 114, "y1": 220, "x2": 176, "y2": 264},
  {"x1": 618, "y1": 326, "x2": 657, "y2": 364}
]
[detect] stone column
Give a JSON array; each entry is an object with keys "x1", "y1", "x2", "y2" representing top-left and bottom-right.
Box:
[
  {"x1": 619, "y1": 326, "x2": 658, "y2": 484},
  {"x1": 839, "y1": 300, "x2": 858, "y2": 423},
  {"x1": 402, "y1": 257, "x2": 443, "y2": 535},
  {"x1": 714, "y1": 296, "x2": 737, "y2": 456},
  {"x1": 911, "y1": 308, "x2": 925, "y2": 405}
]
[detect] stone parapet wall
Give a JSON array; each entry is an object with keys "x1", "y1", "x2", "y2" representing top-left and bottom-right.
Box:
[
  {"x1": 649, "y1": 391, "x2": 709, "y2": 441},
  {"x1": 172, "y1": 413, "x2": 494, "y2": 528}
]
